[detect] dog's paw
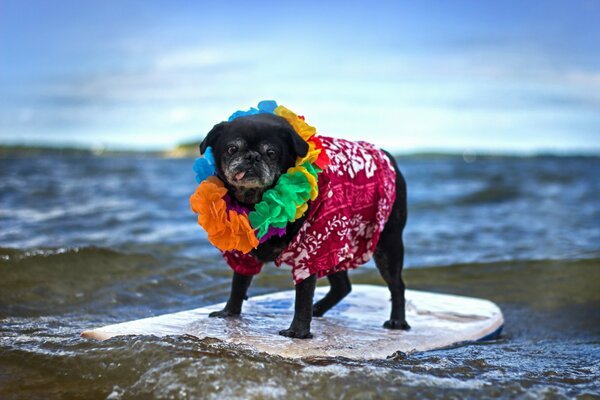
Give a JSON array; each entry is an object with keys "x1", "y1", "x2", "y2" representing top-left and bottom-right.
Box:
[
  {"x1": 383, "y1": 319, "x2": 411, "y2": 330},
  {"x1": 208, "y1": 309, "x2": 240, "y2": 318},
  {"x1": 278, "y1": 328, "x2": 313, "y2": 339}
]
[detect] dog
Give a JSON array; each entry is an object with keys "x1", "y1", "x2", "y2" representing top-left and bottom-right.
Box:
[{"x1": 199, "y1": 111, "x2": 410, "y2": 339}]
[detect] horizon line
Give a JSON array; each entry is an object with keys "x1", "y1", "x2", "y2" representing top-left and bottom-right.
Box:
[{"x1": 2, "y1": 141, "x2": 599, "y2": 158}]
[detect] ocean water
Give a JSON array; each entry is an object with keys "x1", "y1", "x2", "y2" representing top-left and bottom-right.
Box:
[{"x1": 0, "y1": 153, "x2": 599, "y2": 399}]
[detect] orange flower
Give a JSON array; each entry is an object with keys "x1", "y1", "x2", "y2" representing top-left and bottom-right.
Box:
[
  {"x1": 229, "y1": 211, "x2": 259, "y2": 253},
  {"x1": 189, "y1": 176, "x2": 259, "y2": 253},
  {"x1": 190, "y1": 176, "x2": 226, "y2": 214}
]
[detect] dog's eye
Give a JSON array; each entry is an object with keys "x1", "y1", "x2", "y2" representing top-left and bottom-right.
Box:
[
  {"x1": 266, "y1": 149, "x2": 276, "y2": 159},
  {"x1": 227, "y1": 145, "x2": 238, "y2": 155}
]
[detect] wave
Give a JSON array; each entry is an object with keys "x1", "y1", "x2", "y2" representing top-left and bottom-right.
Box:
[
  {"x1": 2, "y1": 246, "x2": 599, "y2": 322},
  {"x1": 1, "y1": 247, "x2": 598, "y2": 399},
  {"x1": 0, "y1": 246, "x2": 224, "y2": 319},
  {"x1": 455, "y1": 185, "x2": 521, "y2": 205}
]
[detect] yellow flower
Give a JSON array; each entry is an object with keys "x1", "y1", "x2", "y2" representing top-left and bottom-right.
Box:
[
  {"x1": 274, "y1": 105, "x2": 316, "y2": 141},
  {"x1": 294, "y1": 202, "x2": 309, "y2": 219}
]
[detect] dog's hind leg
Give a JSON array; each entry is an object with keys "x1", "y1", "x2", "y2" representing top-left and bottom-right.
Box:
[
  {"x1": 312, "y1": 270, "x2": 352, "y2": 317},
  {"x1": 374, "y1": 151, "x2": 410, "y2": 330},
  {"x1": 374, "y1": 236, "x2": 410, "y2": 330}
]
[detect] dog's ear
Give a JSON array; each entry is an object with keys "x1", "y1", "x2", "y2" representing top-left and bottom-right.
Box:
[
  {"x1": 283, "y1": 126, "x2": 309, "y2": 158},
  {"x1": 199, "y1": 122, "x2": 227, "y2": 155}
]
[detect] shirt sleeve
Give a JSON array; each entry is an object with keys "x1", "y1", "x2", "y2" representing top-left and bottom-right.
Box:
[{"x1": 222, "y1": 250, "x2": 264, "y2": 276}]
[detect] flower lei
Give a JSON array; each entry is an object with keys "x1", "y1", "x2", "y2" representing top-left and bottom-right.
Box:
[{"x1": 189, "y1": 100, "x2": 330, "y2": 254}]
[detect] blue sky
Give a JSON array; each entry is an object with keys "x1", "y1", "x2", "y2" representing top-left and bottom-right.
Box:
[{"x1": 1, "y1": 0, "x2": 599, "y2": 153}]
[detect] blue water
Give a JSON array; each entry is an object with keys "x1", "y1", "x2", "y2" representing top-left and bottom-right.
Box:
[
  {"x1": 2, "y1": 154, "x2": 598, "y2": 265},
  {"x1": 1, "y1": 153, "x2": 599, "y2": 399}
]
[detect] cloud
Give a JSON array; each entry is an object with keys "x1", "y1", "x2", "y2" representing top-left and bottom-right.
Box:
[
  {"x1": 154, "y1": 47, "x2": 243, "y2": 71},
  {"x1": 566, "y1": 70, "x2": 600, "y2": 88},
  {"x1": 1, "y1": 36, "x2": 599, "y2": 152}
]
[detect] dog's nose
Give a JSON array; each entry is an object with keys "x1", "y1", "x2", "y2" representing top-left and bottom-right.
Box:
[{"x1": 245, "y1": 152, "x2": 261, "y2": 163}]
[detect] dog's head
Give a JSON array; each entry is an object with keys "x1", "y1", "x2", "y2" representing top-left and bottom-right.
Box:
[{"x1": 200, "y1": 113, "x2": 309, "y2": 205}]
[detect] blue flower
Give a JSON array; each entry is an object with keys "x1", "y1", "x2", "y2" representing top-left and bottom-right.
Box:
[
  {"x1": 257, "y1": 100, "x2": 277, "y2": 113},
  {"x1": 193, "y1": 146, "x2": 216, "y2": 183},
  {"x1": 228, "y1": 100, "x2": 278, "y2": 121}
]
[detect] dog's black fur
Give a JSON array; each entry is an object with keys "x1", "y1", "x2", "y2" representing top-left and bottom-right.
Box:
[{"x1": 201, "y1": 113, "x2": 410, "y2": 338}]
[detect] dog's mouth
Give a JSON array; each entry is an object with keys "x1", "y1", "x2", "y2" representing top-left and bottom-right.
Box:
[
  {"x1": 226, "y1": 166, "x2": 278, "y2": 203},
  {"x1": 231, "y1": 168, "x2": 262, "y2": 185},
  {"x1": 235, "y1": 170, "x2": 248, "y2": 181}
]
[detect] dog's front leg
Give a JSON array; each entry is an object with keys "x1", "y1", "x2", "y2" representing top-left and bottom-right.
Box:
[
  {"x1": 209, "y1": 272, "x2": 253, "y2": 318},
  {"x1": 279, "y1": 274, "x2": 316, "y2": 339}
]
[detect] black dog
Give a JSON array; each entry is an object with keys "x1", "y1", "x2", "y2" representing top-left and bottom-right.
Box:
[{"x1": 200, "y1": 113, "x2": 410, "y2": 338}]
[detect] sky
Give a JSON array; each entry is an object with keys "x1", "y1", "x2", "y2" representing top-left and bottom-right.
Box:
[{"x1": 1, "y1": 0, "x2": 599, "y2": 153}]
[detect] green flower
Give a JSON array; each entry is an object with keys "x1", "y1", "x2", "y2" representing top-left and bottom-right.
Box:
[
  {"x1": 264, "y1": 190, "x2": 296, "y2": 221},
  {"x1": 249, "y1": 168, "x2": 315, "y2": 239},
  {"x1": 249, "y1": 201, "x2": 277, "y2": 238}
]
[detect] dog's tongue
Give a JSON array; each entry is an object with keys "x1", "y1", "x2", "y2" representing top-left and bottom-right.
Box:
[{"x1": 235, "y1": 171, "x2": 246, "y2": 181}]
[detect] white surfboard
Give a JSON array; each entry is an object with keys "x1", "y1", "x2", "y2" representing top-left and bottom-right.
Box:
[{"x1": 82, "y1": 285, "x2": 503, "y2": 359}]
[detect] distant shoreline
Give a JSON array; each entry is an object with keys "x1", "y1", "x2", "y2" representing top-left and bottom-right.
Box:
[
  {"x1": 0, "y1": 144, "x2": 165, "y2": 158},
  {"x1": 1, "y1": 144, "x2": 598, "y2": 160}
]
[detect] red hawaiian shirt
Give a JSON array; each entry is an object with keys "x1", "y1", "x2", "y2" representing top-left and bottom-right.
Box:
[{"x1": 222, "y1": 136, "x2": 397, "y2": 284}]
